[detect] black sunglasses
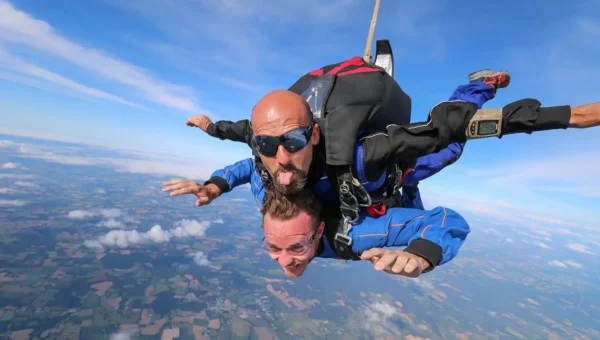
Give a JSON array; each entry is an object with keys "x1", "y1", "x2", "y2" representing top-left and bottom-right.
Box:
[{"x1": 254, "y1": 125, "x2": 313, "y2": 157}]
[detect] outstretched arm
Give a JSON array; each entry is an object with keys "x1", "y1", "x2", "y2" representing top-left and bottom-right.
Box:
[
  {"x1": 361, "y1": 99, "x2": 588, "y2": 169},
  {"x1": 204, "y1": 158, "x2": 257, "y2": 194},
  {"x1": 187, "y1": 115, "x2": 253, "y2": 145},
  {"x1": 355, "y1": 206, "x2": 470, "y2": 274},
  {"x1": 163, "y1": 158, "x2": 257, "y2": 205}
]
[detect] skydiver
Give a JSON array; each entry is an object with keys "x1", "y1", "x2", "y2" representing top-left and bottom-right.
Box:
[
  {"x1": 179, "y1": 65, "x2": 514, "y2": 219},
  {"x1": 165, "y1": 68, "x2": 600, "y2": 261},
  {"x1": 257, "y1": 187, "x2": 469, "y2": 278},
  {"x1": 170, "y1": 66, "x2": 600, "y2": 216}
]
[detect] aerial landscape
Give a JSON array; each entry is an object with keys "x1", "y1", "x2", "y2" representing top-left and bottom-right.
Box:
[
  {"x1": 1, "y1": 135, "x2": 599, "y2": 339},
  {"x1": 1, "y1": 0, "x2": 600, "y2": 339}
]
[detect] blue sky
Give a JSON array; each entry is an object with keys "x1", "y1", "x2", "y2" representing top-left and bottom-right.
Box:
[{"x1": 0, "y1": 0, "x2": 599, "y2": 228}]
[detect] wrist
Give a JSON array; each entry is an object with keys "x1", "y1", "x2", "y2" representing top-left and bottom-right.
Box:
[
  {"x1": 569, "y1": 103, "x2": 600, "y2": 128},
  {"x1": 205, "y1": 183, "x2": 221, "y2": 198},
  {"x1": 416, "y1": 255, "x2": 431, "y2": 270}
]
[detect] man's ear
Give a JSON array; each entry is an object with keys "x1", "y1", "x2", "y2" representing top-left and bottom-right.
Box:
[
  {"x1": 311, "y1": 123, "x2": 320, "y2": 146},
  {"x1": 316, "y1": 221, "x2": 325, "y2": 238}
]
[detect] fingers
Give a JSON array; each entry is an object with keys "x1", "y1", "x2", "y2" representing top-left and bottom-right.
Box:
[
  {"x1": 186, "y1": 116, "x2": 201, "y2": 127},
  {"x1": 401, "y1": 258, "x2": 422, "y2": 277},
  {"x1": 169, "y1": 186, "x2": 201, "y2": 196},
  {"x1": 374, "y1": 252, "x2": 397, "y2": 271},
  {"x1": 363, "y1": 249, "x2": 425, "y2": 277},
  {"x1": 360, "y1": 248, "x2": 385, "y2": 261},
  {"x1": 162, "y1": 179, "x2": 183, "y2": 187},
  {"x1": 162, "y1": 180, "x2": 202, "y2": 197},
  {"x1": 390, "y1": 255, "x2": 410, "y2": 274},
  {"x1": 196, "y1": 196, "x2": 211, "y2": 206}
]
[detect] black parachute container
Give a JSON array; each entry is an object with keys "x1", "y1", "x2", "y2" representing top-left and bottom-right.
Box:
[{"x1": 283, "y1": 42, "x2": 412, "y2": 222}]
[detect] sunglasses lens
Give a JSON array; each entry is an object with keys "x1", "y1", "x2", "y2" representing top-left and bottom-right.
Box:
[
  {"x1": 282, "y1": 138, "x2": 308, "y2": 153},
  {"x1": 254, "y1": 126, "x2": 311, "y2": 157},
  {"x1": 255, "y1": 136, "x2": 279, "y2": 157}
]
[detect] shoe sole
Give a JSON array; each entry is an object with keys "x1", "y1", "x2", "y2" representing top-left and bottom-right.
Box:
[{"x1": 468, "y1": 69, "x2": 511, "y2": 82}]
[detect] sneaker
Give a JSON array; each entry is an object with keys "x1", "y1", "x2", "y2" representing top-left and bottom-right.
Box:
[{"x1": 468, "y1": 69, "x2": 511, "y2": 90}]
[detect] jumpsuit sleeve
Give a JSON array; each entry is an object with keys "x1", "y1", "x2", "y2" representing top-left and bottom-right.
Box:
[
  {"x1": 361, "y1": 99, "x2": 572, "y2": 170},
  {"x1": 206, "y1": 119, "x2": 253, "y2": 146},
  {"x1": 352, "y1": 206, "x2": 471, "y2": 271},
  {"x1": 204, "y1": 158, "x2": 256, "y2": 194}
]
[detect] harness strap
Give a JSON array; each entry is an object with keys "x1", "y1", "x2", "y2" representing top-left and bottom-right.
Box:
[{"x1": 332, "y1": 217, "x2": 361, "y2": 261}]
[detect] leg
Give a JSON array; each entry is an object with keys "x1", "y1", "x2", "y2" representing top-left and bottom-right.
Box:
[
  {"x1": 449, "y1": 70, "x2": 511, "y2": 109},
  {"x1": 399, "y1": 70, "x2": 512, "y2": 190}
]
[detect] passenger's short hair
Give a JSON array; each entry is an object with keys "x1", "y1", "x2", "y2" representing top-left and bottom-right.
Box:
[{"x1": 261, "y1": 187, "x2": 322, "y2": 229}]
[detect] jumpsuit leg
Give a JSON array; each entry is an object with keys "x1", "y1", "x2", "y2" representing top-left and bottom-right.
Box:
[
  {"x1": 403, "y1": 81, "x2": 497, "y2": 210},
  {"x1": 448, "y1": 81, "x2": 496, "y2": 109}
]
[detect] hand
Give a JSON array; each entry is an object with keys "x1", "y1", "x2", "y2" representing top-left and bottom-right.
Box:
[
  {"x1": 162, "y1": 179, "x2": 221, "y2": 206},
  {"x1": 360, "y1": 248, "x2": 430, "y2": 278},
  {"x1": 186, "y1": 115, "x2": 213, "y2": 132}
]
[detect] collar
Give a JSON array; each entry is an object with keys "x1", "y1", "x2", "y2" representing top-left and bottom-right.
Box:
[{"x1": 315, "y1": 235, "x2": 339, "y2": 259}]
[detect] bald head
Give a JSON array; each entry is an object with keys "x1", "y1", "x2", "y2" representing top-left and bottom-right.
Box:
[
  {"x1": 250, "y1": 90, "x2": 320, "y2": 195},
  {"x1": 251, "y1": 90, "x2": 313, "y2": 135}
]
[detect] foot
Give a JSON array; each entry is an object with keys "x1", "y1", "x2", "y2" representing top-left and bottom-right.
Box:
[{"x1": 468, "y1": 69, "x2": 511, "y2": 91}]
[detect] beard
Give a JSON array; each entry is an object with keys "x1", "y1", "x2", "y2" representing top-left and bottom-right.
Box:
[{"x1": 271, "y1": 164, "x2": 308, "y2": 194}]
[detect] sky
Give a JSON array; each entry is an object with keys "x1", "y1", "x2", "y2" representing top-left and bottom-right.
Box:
[{"x1": 0, "y1": 0, "x2": 599, "y2": 228}]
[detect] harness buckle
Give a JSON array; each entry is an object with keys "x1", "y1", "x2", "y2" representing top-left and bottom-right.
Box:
[{"x1": 334, "y1": 233, "x2": 352, "y2": 248}]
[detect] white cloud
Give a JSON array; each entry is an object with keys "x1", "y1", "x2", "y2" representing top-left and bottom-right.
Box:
[
  {"x1": 548, "y1": 259, "x2": 583, "y2": 269},
  {"x1": 85, "y1": 229, "x2": 145, "y2": 249},
  {"x1": 0, "y1": 187, "x2": 15, "y2": 194},
  {"x1": 0, "y1": 199, "x2": 26, "y2": 206},
  {"x1": 68, "y1": 210, "x2": 96, "y2": 219},
  {"x1": 189, "y1": 251, "x2": 210, "y2": 266},
  {"x1": 535, "y1": 242, "x2": 551, "y2": 249},
  {"x1": 14, "y1": 180, "x2": 37, "y2": 187},
  {"x1": 0, "y1": 1, "x2": 202, "y2": 113},
  {"x1": 212, "y1": 218, "x2": 224, "y2": 224},
  {"x1": 170, "y1": 219, "x2": 210, "y2": 238},
  {"x1": 110, "y1": 0, "x2": 360, "y2": 75},
  {"x1": 145, "y1": 225, "x2": 172, "y2": 243},
  {"x1": 548, "y1": 260, "x2": 567, "y2": 268},
  {"x1": 109, "y1": 330, "x2": 136, "y2": 340},
  {"x1": 566, "y1": 243, "x2": 596, "y2": 255},
  {"x1": 97, "y1": 219, "x2": 125, "y2": 229},
  {"x1": 0, "y1": 49, "x2": 144, "y2": 109},
  {"x1": 364, "y1": 301, "x2": 402, "y2": 336},
  {"x1": 230, "y1": 198, "x2": 247, "y2": 202},
  {"x1": 84, "y1": 219, "x2": 212, "y2": 249},
  {"x1": 564, "y1": 260, "x2": 583, "y2": 268},
  {"x1": 0, "y1": 162, "x2": 19, "y2": 168},
  {"x1": 99, "y1": 208, "x2": 121, "y2": 219},
  {"x1": 0, "y1": 174, "x2": 35, "y2": 179},
  {"x1": 7, "y1": 139, "x2": 216, "y2": 180}
]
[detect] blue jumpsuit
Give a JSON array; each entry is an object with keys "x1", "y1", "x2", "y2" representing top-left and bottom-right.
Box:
[{"x1": 206, "y1": 81, "x2": 493, "y2": 269}]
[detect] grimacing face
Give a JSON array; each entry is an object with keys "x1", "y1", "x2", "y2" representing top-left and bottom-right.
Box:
[
  {"x1": 262, "y1": 210, "x2": 325, "y2": 278},
  {"x1": 251, "y1": 90, "x2": 320, "y2": 195},
  {"x1": 255, "y1": 121, "x2": 320, "y2": 194}
]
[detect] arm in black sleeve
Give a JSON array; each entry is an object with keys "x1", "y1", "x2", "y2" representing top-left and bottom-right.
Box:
[
  {"x1": 361, "y1": 99, "x2": 572, "y2": 172},
  {"x1": 202, "y1": 73, "x2": 313, "y2": 148},
  {"x1": 205, "y1": 119, "x2": 253, "y2": 147}
]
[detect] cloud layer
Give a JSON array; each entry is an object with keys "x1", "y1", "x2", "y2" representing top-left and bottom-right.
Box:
[
  {"x1": 0, "y1": 0, "x2": 201, "y2": 112},
  {"x1": 84, "y1": 219, "x2": 213, "y2": 249},
  {"x1": 2, "y1": 138, "x2": 218, "y2": 180}
]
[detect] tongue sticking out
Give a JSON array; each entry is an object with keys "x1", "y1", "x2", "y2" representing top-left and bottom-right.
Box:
[{"x1": 277, "y1": 171, "x2": 294, "y2": 186}]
